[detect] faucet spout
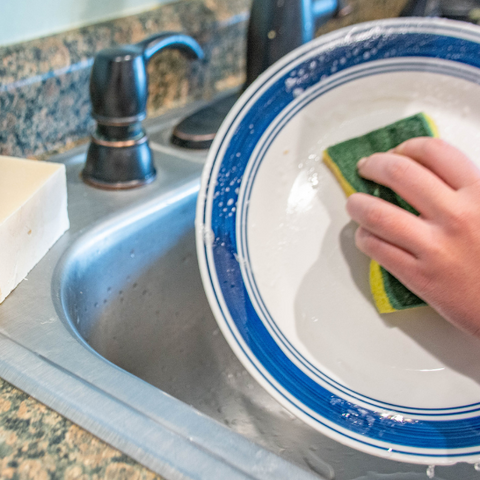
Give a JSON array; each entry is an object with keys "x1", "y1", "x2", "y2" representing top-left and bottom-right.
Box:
[{"x1": 245, "y1": 0, "x2": 316, "y2": 87}]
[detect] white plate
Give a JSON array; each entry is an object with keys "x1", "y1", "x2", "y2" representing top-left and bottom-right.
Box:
[{"x1": 196, "y1": 18, "x2": 480, "y2": 465}]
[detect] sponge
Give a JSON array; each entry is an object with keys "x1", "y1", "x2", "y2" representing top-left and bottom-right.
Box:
[{"x1": 323, "y1": 113, "x2": 437, "y2": 313}]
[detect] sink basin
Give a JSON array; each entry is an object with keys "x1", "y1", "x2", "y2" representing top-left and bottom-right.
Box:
[{"x1": 0, "y1": 105, "x2": 478, "y2": 480}]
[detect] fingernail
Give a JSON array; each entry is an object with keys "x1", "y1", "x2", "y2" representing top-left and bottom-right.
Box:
[{"x1": 357, "y1": 157, "x2": 367, "y2": 169}]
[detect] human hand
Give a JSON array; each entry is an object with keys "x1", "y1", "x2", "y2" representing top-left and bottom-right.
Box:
[{"x1": 346, "y1": 137, "x2": 480, "y2": 336}]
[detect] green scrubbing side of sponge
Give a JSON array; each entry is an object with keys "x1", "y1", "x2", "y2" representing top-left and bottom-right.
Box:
[
  {"x1": 370, "y1": 260, "x2": 424, "y2": 313},
  {"x1": 323, "y1": 113, "x2": 437, "y2": 313},
  {"x1": 324, "y1": 113, "x2": 437, "y2": 209}
]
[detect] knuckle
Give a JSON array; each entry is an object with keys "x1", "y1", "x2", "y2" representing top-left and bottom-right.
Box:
[
  {"x1": 364, "y1": 203, "x2": 385, "y2": 226},
  {"x1": 354, "y1": 229, "x2": 365, "y2": 250},
  {"x1": 355, "y1": 228, "x2": 375, "y2": 255},
  {"x1": 413, "y1": 266, "x2": 436, "y2": 297},
  {"x1": 420, "y1": 137, "x2": 446, "y2": 157},
  {"x1": 423, "y1": 240, "x2": 444, "y2": 262},
  {"x1": 385, "y1": 157, "x2": 410, "y2": 183},
  {"x1": 425, "y1": 136, "x2": 446, "y2": 150},
  {"x1": 444, "y1": 203, "x2": 473, "y2": 232}
]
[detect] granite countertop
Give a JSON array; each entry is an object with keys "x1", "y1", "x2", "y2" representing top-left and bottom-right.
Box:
[
  {"x1": 0, "y1": 378, "x2": 163, "y2": 479},
  {"x1": 0, "y1": 0, "x2": 411, "y2": 478}
]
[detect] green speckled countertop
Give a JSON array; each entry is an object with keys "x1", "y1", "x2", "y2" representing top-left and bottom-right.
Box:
[
  {"x1": 0, "y1": 0, "x2": 410, "y2": 478},
  {"x1": 0, "y1": 378, "x2": 162, "y2": 479}
]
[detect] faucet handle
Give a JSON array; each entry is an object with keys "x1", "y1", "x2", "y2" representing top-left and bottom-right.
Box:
[{"x1": 89, "y1": 32, "x2": 204, "y2": 126}]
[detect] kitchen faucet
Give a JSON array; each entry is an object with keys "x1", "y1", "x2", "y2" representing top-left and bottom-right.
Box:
[{"x1": 171, "y1": 0, "x2": 351, "y2": 150}]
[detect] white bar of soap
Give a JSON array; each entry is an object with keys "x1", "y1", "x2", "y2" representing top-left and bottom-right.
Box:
[{"x1": 0, "y1": 156, "x2": 69, "y2": 303}]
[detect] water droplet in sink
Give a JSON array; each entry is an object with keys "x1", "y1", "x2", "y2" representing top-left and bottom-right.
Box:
[
  {"x1": 130, "y1": 250, "x2": 135, "y2": 258},
  {"x1": 304, "y1": 452, "x2": 335, "y2": 480},
  {"x1": 426, "y1": 465, "x2": 435, "y2": 478}
]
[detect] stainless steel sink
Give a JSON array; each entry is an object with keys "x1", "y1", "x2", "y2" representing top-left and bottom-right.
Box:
[{"x1": 0, "y1": 103, "x2": 478, "y2": 480}]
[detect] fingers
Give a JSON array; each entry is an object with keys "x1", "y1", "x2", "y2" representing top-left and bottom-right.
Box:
[
  {"x1": 357, "y1": 152, "x2": 454, "y2": 219},
  {"x1": 355, "y1": 227, "x2": 417, "y2": 283},
  {"x1": 394, "y1": 137, "x2": 480, "y2": 190},
  {"x1": 347, "y1": 193, "x2": 430, "y2": 255}
]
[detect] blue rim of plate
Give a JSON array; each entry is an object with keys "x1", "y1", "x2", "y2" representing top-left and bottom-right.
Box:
[{"x1": 197, "y1": 18, "x2": 480, "y2": 462}]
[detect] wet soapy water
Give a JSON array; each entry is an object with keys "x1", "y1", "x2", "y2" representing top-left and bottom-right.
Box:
[{"x1": 426, "y1": 465, "x2": 435, "y2": 479}]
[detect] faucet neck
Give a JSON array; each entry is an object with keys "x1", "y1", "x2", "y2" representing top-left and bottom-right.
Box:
[
  {"x1": 245, "y1": 0, "x2": 314, "y2": 87},
  {"x1": 245, "y1": 0, "x2": 341, "y2": 88}
]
